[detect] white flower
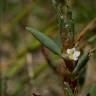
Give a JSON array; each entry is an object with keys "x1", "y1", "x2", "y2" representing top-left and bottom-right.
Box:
[{"x1": 67, "y1": 48, "x2": 80, "y2": 61}]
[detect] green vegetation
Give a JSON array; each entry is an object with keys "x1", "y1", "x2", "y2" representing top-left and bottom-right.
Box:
[{"x1": 0, "y1": 0, "x2": 96, "y2": 96}]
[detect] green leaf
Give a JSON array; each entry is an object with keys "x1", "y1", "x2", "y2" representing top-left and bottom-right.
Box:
[
  {"x1": 64, "y1": 82, "x2": 74, "y2": 96},
  {"x1": 26, "y1": 27, "x2": 61, "y2": 55},
  {"x1": 72, "y1": 47, "x2": 90, "y2": 74}
]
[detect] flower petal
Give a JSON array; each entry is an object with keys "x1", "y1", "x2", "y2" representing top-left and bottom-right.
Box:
[
  {"x1": 72, "y1": 48, "x2": 76, "y2": 51},
  {"x1": 74, "y1": 51, "x2": 80, "y2": 57},
  {"x1": 67, "y1": 49, "x2": 72, "y2": 54},
  {"x1": 66, "y1": 47, "x2": 80, "y2": 61},
  {"x1": 74, "y1": 57, "x2": 78, "y2": 61}
]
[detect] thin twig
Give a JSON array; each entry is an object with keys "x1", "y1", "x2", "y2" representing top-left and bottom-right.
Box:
[{"x1": 76, "y1": 18, "x2": 96, "y2": 42}]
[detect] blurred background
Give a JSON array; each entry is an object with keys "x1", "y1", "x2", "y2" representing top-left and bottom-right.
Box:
[{"x1": 0, "y1": 0, "x2": 96, "y2": 96}]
